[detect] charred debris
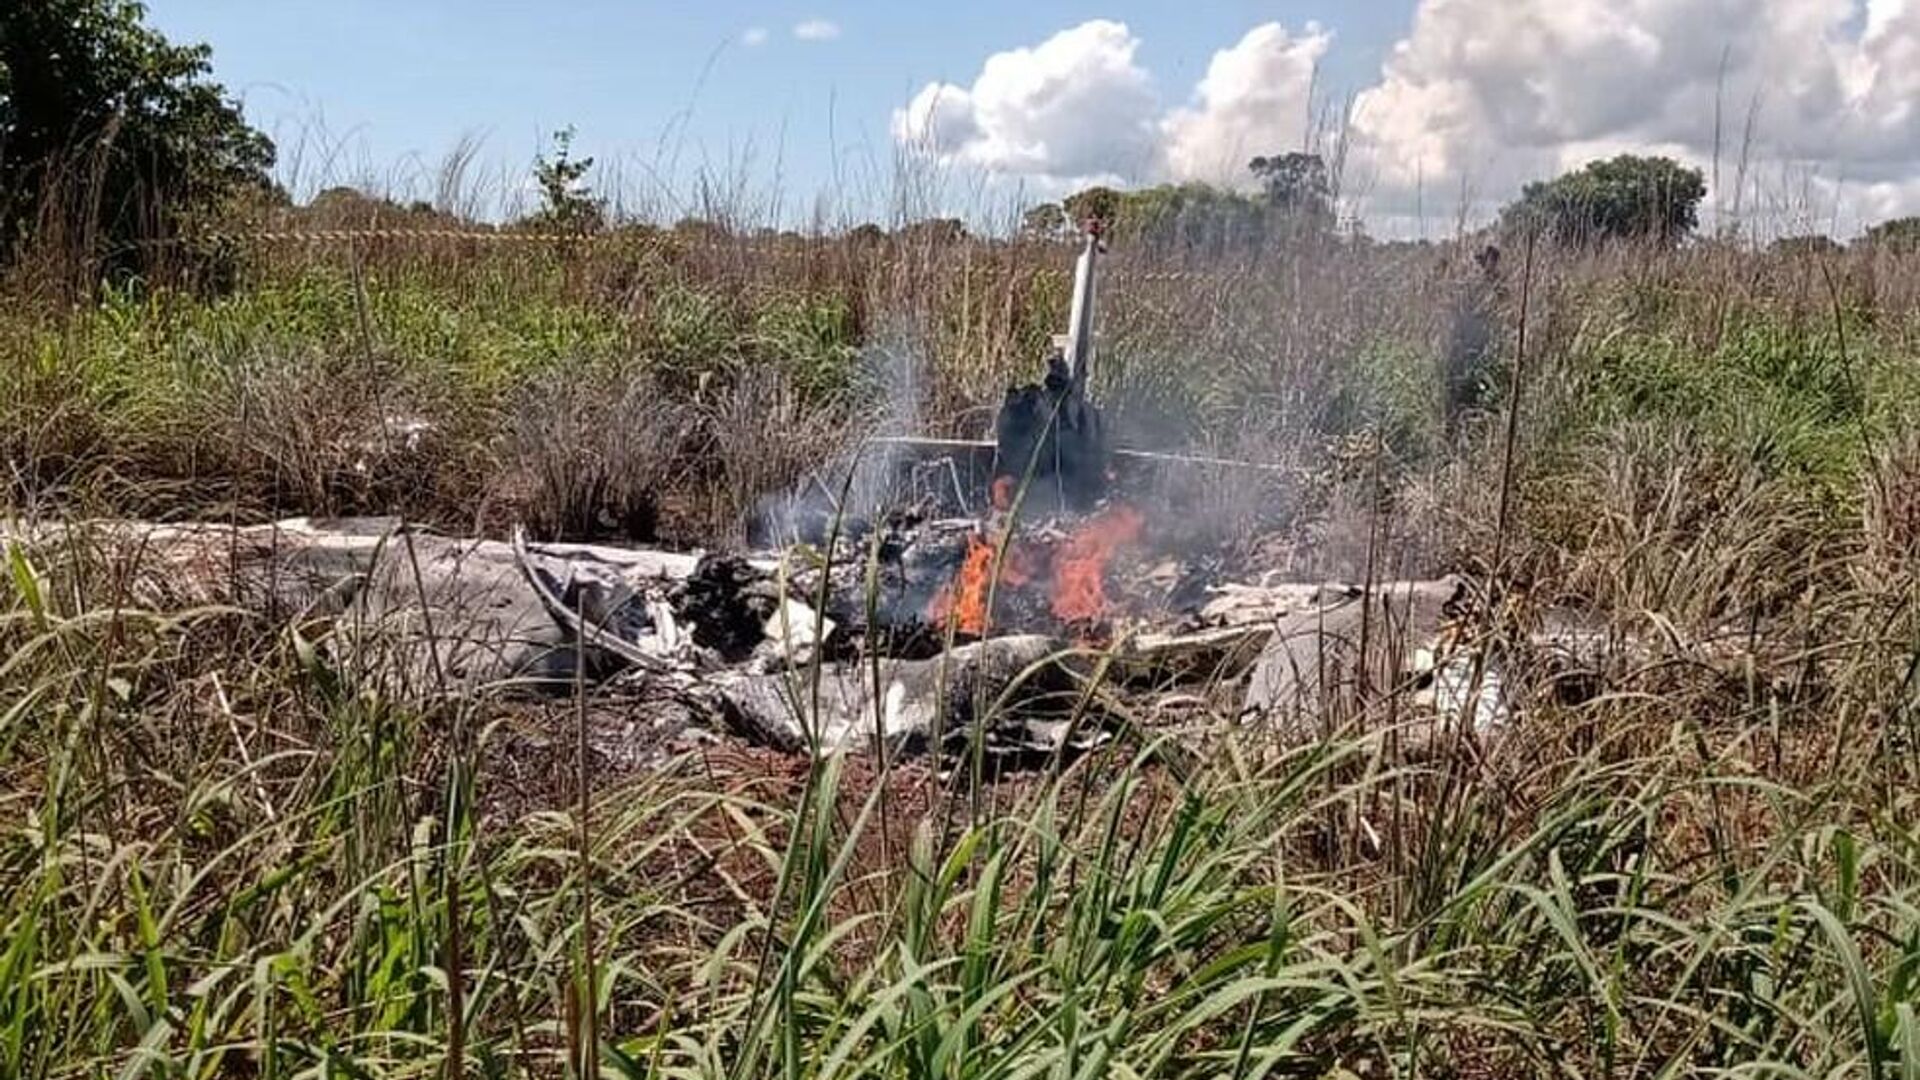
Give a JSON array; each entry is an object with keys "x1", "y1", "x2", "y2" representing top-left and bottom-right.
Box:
[{"x1": 63, "y1": 227, "x2": 1576, "y2": 769}]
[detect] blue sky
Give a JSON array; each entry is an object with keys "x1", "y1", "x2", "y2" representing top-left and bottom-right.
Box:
[
  {"x1": 148, "y1": 2, "x2": 1415, "y2": 220},
  {"x1": 146, "y1": 1, "x2": 1920, "y2": 235}
]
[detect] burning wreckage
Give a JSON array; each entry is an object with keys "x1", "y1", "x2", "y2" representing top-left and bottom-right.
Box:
[{"x1": 80, "y1": 229, "x2": 1547, "y2": 767}]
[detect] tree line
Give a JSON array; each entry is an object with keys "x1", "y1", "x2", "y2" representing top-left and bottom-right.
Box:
[{"x1": 5, "y1": 0, "x2": 1920, "y2": 284}]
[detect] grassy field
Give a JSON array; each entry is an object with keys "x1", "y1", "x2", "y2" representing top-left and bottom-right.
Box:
[{"x1": 2, "y1": 225, "x2": 1918, "y2": 1076}]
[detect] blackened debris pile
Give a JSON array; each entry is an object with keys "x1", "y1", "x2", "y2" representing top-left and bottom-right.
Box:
[{"x1": 994, "y1": 352, "x2": 1108, "y2": 510}]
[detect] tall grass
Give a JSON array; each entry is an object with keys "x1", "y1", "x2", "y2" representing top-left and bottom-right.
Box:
[
  {"x1": 3, "y1": 206, "x2": 1920, "y2": 1075},
  {"x1": 1, "y1": 522, "x2": 1915, "y2": 1075},
  {"x1": 6, "y1": 230, "x2": 1916, "y2": 544}
]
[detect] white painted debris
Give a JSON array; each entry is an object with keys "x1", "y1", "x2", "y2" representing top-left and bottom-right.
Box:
[{"x1": 763, "y1": 597, "x2": 836, "y2": 659}]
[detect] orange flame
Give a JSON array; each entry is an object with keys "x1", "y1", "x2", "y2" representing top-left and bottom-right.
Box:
[
  {"x1": 928, "y1": 531, "x2": 1030, "y2": 636},
  {"x1": 1048, "y1": 504, "x2": 1144, "y2": 626},
  {"x1": 927, "y1": 504, "x2": 1142, "y2": 637}
]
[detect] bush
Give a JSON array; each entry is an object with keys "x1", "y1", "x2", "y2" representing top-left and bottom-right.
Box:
[
  {"x1": 1501, "y1": 155, "x2": 1707, "y2": 246},
  {"x1": 1770, "y1": 234, "x2": 1844, "y2": 257},
  {"x1": 502, "y1": 368, "x2": 691, "y2": 541},
  {"x1": 0, "y1": 0, "x2": 274, "y2": 277},
  {"x1": 1861, "y1": 216, "x2": 1920, "y2": 252}
]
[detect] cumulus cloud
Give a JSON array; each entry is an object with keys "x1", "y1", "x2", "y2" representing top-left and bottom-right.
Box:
[
  {"x1": 792, "y1": 18, "x2": 841, "y2": 42},
  {"x1": 1348, "y1": 0, "x2": 1920, "y2": 223},
  {"x1": 893, "y1": 3, "x2": 1920, "y2": 228},
  {"x1": 891, "y1": 20, "x2": 1161, "y2": 184},
  {"x1": 1161, "y1": 23, "x2": 1332, "y2": 183},
  {"x1": 741, "y1": 26, "x2": 769, "y2": 47}
]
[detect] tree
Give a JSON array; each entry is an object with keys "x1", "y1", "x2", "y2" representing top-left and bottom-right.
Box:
[
  {"x1": 1248, "y1": 151, "x2": 1332, "y2": 232},
  {"x1": 1861, "y1": 216, "x2": 1920, "y2": 253},
  {"x1": 301, "y1": 186, "x2": 447, "y2": 229},
  {"x1": 895, "y1": 217, "x2": 967, "y2": 245},
  {"x1": 527, "y1": 126, "x2": 604, "y2": 232},
  {"x1": 0, "y1": 0, "x2": 274, "y2": 269},
  {"x1": 1020, "y1": 202, "x2": 1071, "y2": 240},
  {"x1": 1118, "y1": 183, "x2": 1267, "y2": 254},
  {"x1": 1058, "y1": 183, "x2": 1269, "y2": 255},
  {"x1": 1062, "y1": 187, "x2": 1121, "y2": 231},
  {"x1": 1501, "y1": 155, "x2": 1707, "y2": 246},
  {"x1": 670, "y1": 216, "x2": 727, "y2": 241},
  {"x1": 1769, "y1": 234, "x2": 1843, "y2": 257}
]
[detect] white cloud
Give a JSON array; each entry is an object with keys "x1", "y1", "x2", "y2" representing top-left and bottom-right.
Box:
[
  {"x1": 741, "y1": 26, "x2": 769, "y2": 47},
  {"x1": 1161, "y1": 22, "x2": 1332, "y2": 183},
  {"x1": 1347, "y1": 0, "x2": 1920, "y2": 223},
  {"x1": 792, "y1": 18, "x2": 841, "y2": 42},
  {"x1": 891, "y1": 20, "x2": 1161, "y2": 184},
  {"x1": 892, "y1": 4, "x2": 1920, "y2": 229},
  {"x1": 886, "y1": 19, "x2": 1339, "y2": 189}
]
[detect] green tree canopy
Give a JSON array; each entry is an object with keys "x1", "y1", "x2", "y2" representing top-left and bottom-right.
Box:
[
  {"x1": 1019, "y1": 201, "x2": 1071, "y2": 240},
  {"x1": 1061, "y1": 187, "x2": 1122, "y2": 231},
  {"x1": 894, "y1": 217, "x2": 968, "y2": 245},
  {"x1": 1769, "y1": 234, "x2": 1843, "y2": 257},
  {"x1": 1501, "y1": 155, "x2": 1706, "y2": 246},
  {"x1": 1249, "y1": 151, "x2": 1333, "y2": 232},
  {"x1": 524, "y1": 126, "x2": 604, "y2": 232},
  {"x1": 0, "y1": 0, "x2": 273, "y2": 270},
  {"x1": 1035, "y1": 154, "x2": 1338, "y2": 255},
  {"x1": 1115, "y1": 183, "x2": 1269, "y2": 253},
  {"x1": 1861, "y1": 216, "x2": 1920, "y2": 252},
  {"x1": 1039, "y1": 183, "x2": 1272, "y2": 255}
]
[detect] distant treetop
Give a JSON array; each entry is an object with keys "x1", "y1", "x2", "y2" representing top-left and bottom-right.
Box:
[
  {"x1": 526, "y1": 127, "x2": 605, "y2": 233},
  {"x1": 1248, "y1": 152, "x2": 1333, "y2": 231},
  {"x1": 1501, "y1": 155, "x2": 1707, "y2": 246},
  {"x1": 1023, "y1": 152, "x2": 1339, "y2": 256},
  {"x1": 1769, "y1": 234, "x2": 1844, "y2": 257},
  {"x1": 1862, "y1": 216, "x2": 1920, "y2": 252}
]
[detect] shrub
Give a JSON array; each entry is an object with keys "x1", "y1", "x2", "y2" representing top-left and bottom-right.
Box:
[
  {"x1": 502, "y1": 368, "x2": 691, "y2": 541},
  {"x1": 1501, "y1": 155, "x2": 1707, "y2": 246},
  {"x1": 0, "y1": 0, "x2": 274, "y2": 277},
  {"x1": 1861, "y1": 215, "x2": 1920, "y2": 252}
]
